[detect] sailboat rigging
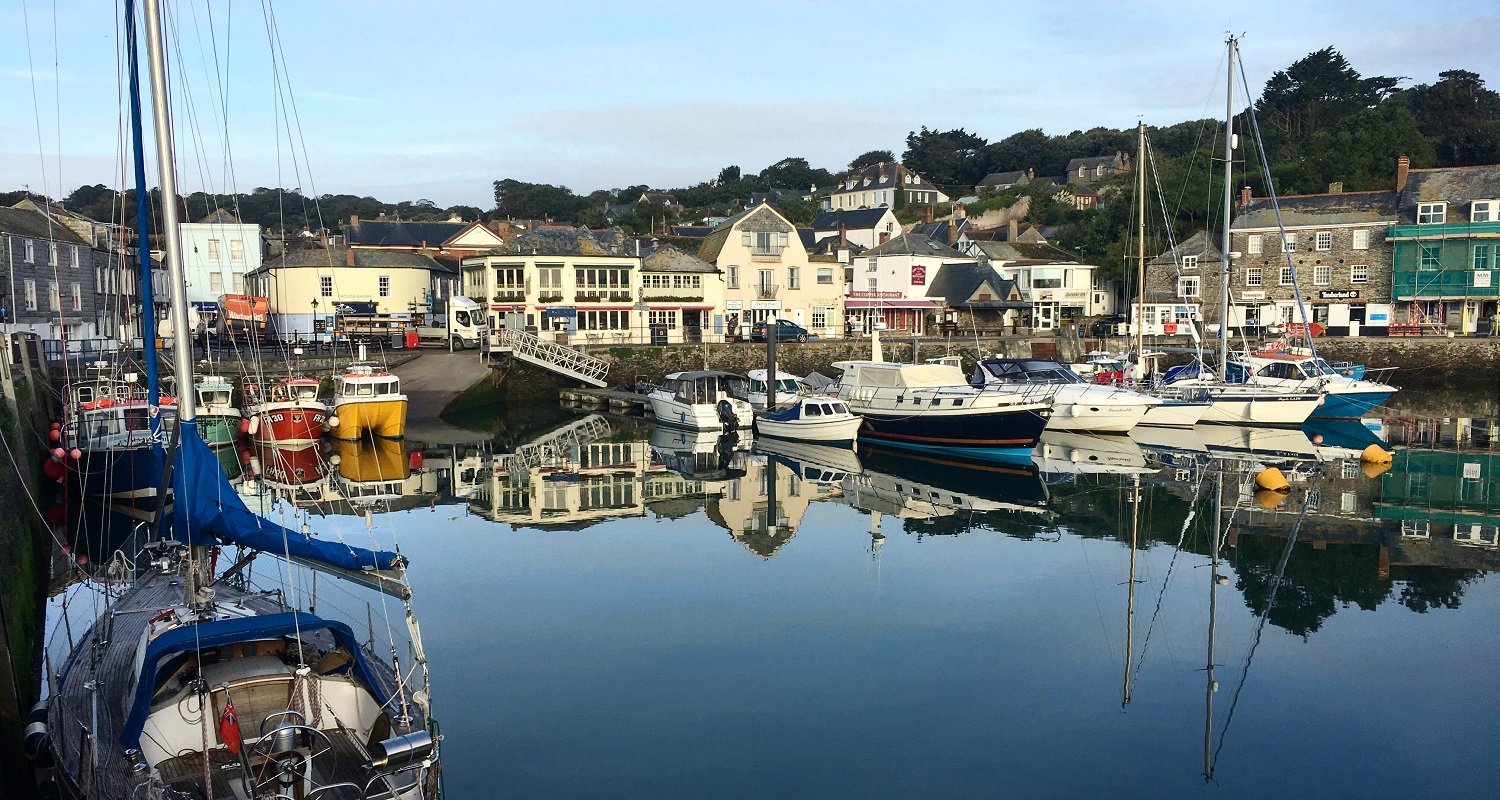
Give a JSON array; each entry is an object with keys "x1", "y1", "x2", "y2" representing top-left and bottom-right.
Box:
[{"x1": 39, "y1": 2, "x2": 442, "y2": 797}]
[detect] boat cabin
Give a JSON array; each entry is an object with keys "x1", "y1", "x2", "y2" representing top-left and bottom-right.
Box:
[
  {"x1": 335, "y1": 365, "x2": 402, "y2": 401},
  {"x1": 660, "y1": 371, "x2": 749, "y2": 405},
  {"x1": 269, "y1": 378, "x2": 322, "y2": 404},
  {"x1": 973, "y1": 358, "x2": 1085, "y2": 386},
  {"x1": 195, "y1": 376, "x2": 235, "y2": 410}
]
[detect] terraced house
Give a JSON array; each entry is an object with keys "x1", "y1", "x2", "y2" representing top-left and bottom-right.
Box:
[
  {"x1": 699, "y1": 203, "x2": 842, "y2": 340},
  {"x1": 0, "y1": 206, "x2": 99, "y2": 344},
  {"x1": 1228, "y1": 183, "x2": 1397, "y2": 336},
  {"x1": 1388, "y1": 157, "x2": 1500, "y2": 334}
]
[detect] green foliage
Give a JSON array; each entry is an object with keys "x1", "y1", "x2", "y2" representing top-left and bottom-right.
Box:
[
  {"x1": 849, "y1": 149, "x2": 896, "y2": 172},
  {"x1": 902, "y1": 126, "x2": 988, "y2": 186},
  {"x1": 772, "y1": 195, "x2": 817, "y2": 226},
  {"x1": 1398, "y1": 69, "x2": 1500, "y2": 166}
]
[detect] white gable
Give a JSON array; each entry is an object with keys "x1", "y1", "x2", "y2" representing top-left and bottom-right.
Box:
[{"x1": 448, "y1": 223, "x2": 504, "y2": 248}]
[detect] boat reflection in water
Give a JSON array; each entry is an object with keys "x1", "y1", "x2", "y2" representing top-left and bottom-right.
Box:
[
  {"x1": 332, "y1": 435, "x2": 412, "y2": 507},
  {"x1": 1033, "y1": 430, "x2": 1153, "y2": 482}
]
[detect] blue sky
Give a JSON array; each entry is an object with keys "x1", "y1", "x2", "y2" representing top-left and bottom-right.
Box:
[{"x1": 2, "y1": 0, "x2": 1496, "y2": 209}]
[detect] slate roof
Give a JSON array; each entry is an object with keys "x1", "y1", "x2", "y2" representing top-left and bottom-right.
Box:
[
  {"x1": 1148, "y1": 230, "x2": 1221, "y2": 265},
  {"x1": 1065, "y1": 154, "x2": 1129, "y2": 173},
  {"x1": 830, "y1": 162, "x2": 943, "y2": 196},
  {"x1": 343, "y1": 218, "x2": 468, "y2": 248},
  {"x1": 195, "y1": 209, "x2": 243, "y2": 225},
  {"x1": 977, "y1": 170, "x2": 1029, "y2": 187},
  {"x1": 670, "y1": 226, "x2": 712, "y2": 238},
  {"x1": 1397, "y1": 164, "x2": 1500, "y2": 223},
  {"x1": 924, "y1": 262, "x2": 1027, "y2": 308},
  {"x1": 863, "y1": 233, "x2": 964, "y2": 259},
  {"x1": 252, "y1": 243, "x2": 442, "y2": 274},
  {"x1": 810, "y1": 207, "x2": 891, "y2": 232},
  {"x1": 1232, "y1": 190, "x2": 1397, "y2": 229},
  {"x1": 697, "y1": 204, "x2": 792, "y2": 263},
  {"x1": 641, "y1": 244, "x2": 719, "y2": 274},
  {"x1": 803, "y1": 233, "x2": 865, "y2": 258},
  {"x1": 0, "y1": 206, "x2": 89, "y2": 243},
  {"x1": 909, "y1": 218, "x2": 971, "y2": 245},
  {"x1": 489, "y1": 226, "x2": 628, "y2": 256}
]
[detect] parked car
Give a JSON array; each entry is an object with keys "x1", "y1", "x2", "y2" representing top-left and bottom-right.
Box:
[{"x1": 751, "y1": 319, "x2": 816, "y2": 343}]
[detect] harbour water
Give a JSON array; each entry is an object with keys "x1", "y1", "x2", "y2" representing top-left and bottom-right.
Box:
[{"x1": 48, "y1": 391, "x2": 1500, "y2": 798}]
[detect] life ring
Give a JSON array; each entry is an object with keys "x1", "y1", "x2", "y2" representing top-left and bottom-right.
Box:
[{"x1": 96, "y1": 397, "x2": 114, "y2": 409}]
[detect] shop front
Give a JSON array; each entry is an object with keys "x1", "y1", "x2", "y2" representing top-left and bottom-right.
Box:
[{"x1": 844, "y1": 292, "x2": 937, "y2": 335}]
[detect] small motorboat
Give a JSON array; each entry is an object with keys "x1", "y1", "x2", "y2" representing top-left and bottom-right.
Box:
[
  {"x1": 745, "y1": 368, "x2": 804, "y2": 409},
  {"x1": 753, "y1": 395, "x2": 863, "y2": 445}
]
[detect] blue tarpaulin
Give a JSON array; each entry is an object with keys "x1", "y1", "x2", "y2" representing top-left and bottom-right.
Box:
[{"x1": 169, "y1": 420, "x2": 403, "y2": 572}]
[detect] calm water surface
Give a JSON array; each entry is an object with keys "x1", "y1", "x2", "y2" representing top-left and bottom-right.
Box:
[
  {"x1": 380, "y1": 398, "x2": 1499, "y2": 798},
  {"x1": 53, "y1": 394, "x2": 1500, "y2": 798}
]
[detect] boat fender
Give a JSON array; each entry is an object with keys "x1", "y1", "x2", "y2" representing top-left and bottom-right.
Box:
[
  {"x1": 1253, "y1": 488, "x2": 1288, "y2": 510},
  {"x1": 716, "y1": 399, "x2": 738, "y2": 432},
  {"x1": 328, "y1": 415, "x2": 341, "y2": 429},
  {"x1": 29, "y1": 699, "x2": 49, "y2": 724},
  {"x1": 1254, "y1": 467, "x2": 1290, "y2": 493},
  {"x1": 247, "y1": 415, "x2": 260, "y2": 436},
  {"x1": 24, "y1": 720, "x2": 51, "y2": 763},
  {"x1": 1359, "y1": 444, "x2": 1393, "y2": 465}
]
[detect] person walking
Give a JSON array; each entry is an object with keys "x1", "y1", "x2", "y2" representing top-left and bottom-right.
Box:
[{"x1": 1490, "y1": 311, "x2": 1499, "y2": 337}]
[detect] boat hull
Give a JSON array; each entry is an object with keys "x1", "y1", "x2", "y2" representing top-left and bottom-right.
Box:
[
  {"x1": 199, "y1": 411, "x2": 241, "y2": 446},
  {"x1": 1139, "y1": 400, "x2": 1209, "y2": 428},
  {"x1": 1198, "y1": 390, "x2": 1322, "y2": 427},
  {"x1": 1310, "y1": 389, "x2": 1394, "y2": 419},
  {"x1": 855, "y1": 405, "x2": 1049, "y2": 462},
  {"x1": 754, "y1": 413, "x2": 862, "y2": 445},
  {"x1": 253, "y1": 402, "x2": 328, "y2": 444},
  {"x1": 647, "y1": 395, "x2": 754, "y2": 431},
  {"x1": 331, "y1": 397, "x2": 408, "y2": 440},
  {"x1": 74, "y1": 446, "x2": 167, "y2": 502}
]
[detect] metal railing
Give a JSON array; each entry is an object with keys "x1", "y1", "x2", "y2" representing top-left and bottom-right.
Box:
[
  {"x1": 491, "y1": 327, "x2": 609, "y2": 386},
  {"x1": 756, "y1": 284, "x2": 780, "y2": 300}
]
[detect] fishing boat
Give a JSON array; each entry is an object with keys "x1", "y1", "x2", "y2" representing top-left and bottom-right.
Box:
[
  {"x1": 971, "y1": 357, "x2": 1158, "y2": 433},
  {"x1": 39, "y1": 5, "x2": 441, "y2": 796},
  {"x1": 329, "y1": 360, "x2": 409, "y2": 440},
  {"x1": 60, "y1": 363, "x2": 178, "y2": 503},
  {"x1": 194, "y1": 373, "x2": 241, "y2": 446},
  {"x1": 744, "y1": 368, "x2": 804, "y2": 410},
  {"x1": 646, "y1": 370, "x2": 755, "y2": 431},
  {"x1": 830, "y1": 359, "x2": 1051, "y2": 461},
  {"x1": 753, "y1": 395, "x2": 863, "y2": 445},
  {"x1": 331, "y1": 436, "x2": 411, "y2": 506},
  {"x1": 1226, "y1": 349, "x2": 1396, "y2": 418},
  {"x1": 247, "y1": 376, "x2": 329, "y2": 444},
  {"x1": 255, "y1": 439, "x2": 332, "y2": 494}
]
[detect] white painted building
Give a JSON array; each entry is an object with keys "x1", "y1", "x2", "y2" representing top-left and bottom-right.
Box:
[
  {"x1": 846, "y1": 234, "x2": 970, "y2": 334},
  {"x1": 179, "y1": 209, "x2": 261, "y2": 308}
]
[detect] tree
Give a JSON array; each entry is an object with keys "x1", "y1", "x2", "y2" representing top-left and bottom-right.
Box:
[
  {"x1": 979, "y1": 129, "x2": 1062, "y2": 178},
  {"x1": 902, "y1": 127, "x2": 988, "y2": 187},
  {"x1": 772, "y1": 195, "x2": 817, "y2": 226},
  {"x1": 848, "y1": 149, "x2": 895, "y2": 172},
  {"x1": 1399, "y1": 69, "x2": 1500, "y2": 166},
  {"x1": 758, "y1": 157, "x2": 835, "y2": 192},
  {"x1": 1256, "y1": 47, "x2": 1401, "y2": 146},
  {"x1": 715, "y1": 165, "x2": 741, "y2": 186}
]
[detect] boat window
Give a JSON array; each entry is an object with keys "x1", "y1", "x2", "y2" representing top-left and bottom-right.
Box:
[
  {"x1": 357, "y1": 383, "x2": 374, "y2": 397},
  {"x1": 931, "y1": 397, "x2": 942, "y2": 405},
  {"x1": 1310, "y1": 359, "x2": 1335, "y2": 376},
  {"x1": 296, "y1": 386, "x2": 318, "y2": 401},
  {"x1": 952, "y1": 399, "x2": 963, "y2": 407},
  {"x1": 831, "y1": 403, "x2": 847, "y2": 414},
  {"x1": 805, "y1": 403, "x2": 823, "y2": 417},
  {"x1": 778, "y1": 379, "x2": 799, "y2": 394},
  {"x1": 750, "y1": 378, "x2": 765, "y2": 393}
]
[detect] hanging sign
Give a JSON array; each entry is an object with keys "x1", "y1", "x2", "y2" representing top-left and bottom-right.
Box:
[
  {"x1": 1474, "y1": 270, "x2": 1493, "y2": 288},
  {"x1": 911, "y1": 265, "x2": 927, "y2": 285}
]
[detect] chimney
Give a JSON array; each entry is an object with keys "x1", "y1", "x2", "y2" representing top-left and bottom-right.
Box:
[
  {"x1": 924, "y1": 206, "x2": 933, "y2": 224},
  {"x1": 1008, "y1": 219, "x2": 1019, "y2": 241},
  {"x1": 1327, "y1": 181, "x2": 1344, "y2": 194},
  {"x1": 345, "y1": 247, "x2": 355, "y2": 267},
  {"x1": 1396, "y1": 154, "x2": 1410, "y2": 191},
  {"x1": 955, "y1": 202, "x2": 966, "y2": 220},
  {"x1": 1239, "y1": 186, "x2": 1252, "y2": 207},
  {"x1": 1027, "y1": 167, "x2": 1035, "y2": 180},
  {"x1": 350, "y1": 214, "x2": 359, "y2": 226},
  {"x1": 839, "y1": 223, "x2": 847, "y2": 247}
]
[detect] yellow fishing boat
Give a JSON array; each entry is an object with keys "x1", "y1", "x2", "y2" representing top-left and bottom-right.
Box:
[{"x1": 329, "y1": 362, "x2": 408, "y2": 440}]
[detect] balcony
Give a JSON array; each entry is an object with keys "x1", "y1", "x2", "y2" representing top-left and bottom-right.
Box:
[
  {"x1": 492, "y1": 290, "x2": 525, "y2": 303},
  {"x1": 756, "y1": 284, "x2": 780, "y2": 300},
  {"x1": 642, "y1": 286, "x2": 704, "y2": 301},
  {"x1": 1392, "y1": 269, "x2": 1497, "y2": 300}
]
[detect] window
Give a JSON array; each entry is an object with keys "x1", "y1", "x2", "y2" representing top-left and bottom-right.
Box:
[
  {"x1": 23, "y1": 280, "x2": 36, "y2": 311},
  {"x1": 1351, "y1": 264, "x2": 1369, "y2": 283},
  {"x1": 648, "y1": 310, "x2": 678, "y2": 329},
  {"x1": 209, "y1": 273, "x2": 224, "y2": 294},
  {"x1": 70, "y1": 282, "x2": 81, "y2": 311},
  {"x1": 71, "y1": 244, "x2": 80, "y2": 267},
  {"x1": 577, "y1": 309, "x2": 629, "y2": 330},
  {"x1": 1282, "y1": 232, "x2": 1297, "y2": 252},
  {"x1": 1280, "y1": 267, "x2": 1295, "y2": 285},
  {"x1": 744, "y1": 230, "x2": 788, "y2": 255},
  {"x1": 538, "y1": 266, "x2": 563, "y2": 293},
  {"x1": 1352, "y1": 229, "x2": 1371, "y2": 250},
  {"x1": 1077, "y1": 166, "x2": 1086, "y2": 178},
  {"x1": 1315, "y1": 231, "x2": 1333, "y2": 251},
  {"x1": 1245, "y1": 267, "x2": 1263, "y2": 287},
  {"x1": 207, "y1": 239, "x2": 222, "y2": 261},
  {"x1": 1247, "y1": 234, "x2": 1263, "y2": 254},
  {"x1": 758, "y1": 269, "x2": 774, "y2": 291},
  {"x1": 1417, "y1": 202, "x2": 1446, "y2": 224},
  {"x1": 1181, "y1": 255, "x2": 1198, "y2": 270},
  {"x1": 1313, "y1": 265, "x2": 1332, "y2": 285},
  {"x1": 1474, "y1": 200, "x2": 1496, "y2": 222},
  {"x1": 233, "y1": 273, "x2": 245, "y2": 293},
  {"x1": 319, "y1": 276, "x2": 333, "y2": 297},
  {"x1": 1095, "y1": 165, "x2": 1105, "y2": 176},
  {"x1": 727, "y1": 265, "x2": 739, "y2": 289},
  {"x1": 574, "y1": 267, "x2": 630, "y2": 290},
  {"x1": 1419, "y1": 244, "x2": 1441, "y2": 270},
  {"x1": 867, "y1": 278, "x2": 878, "y2": 291},
  {"x1": 787, "y1": 266, "x2": 800, "y2": 290},
  {"x1": 1475, "y1": 244, "x2": 1492, "y2": 270},
  {"x1": 376, "y1": 275, "x2": 390, "y2": 297},
  {"x1": 816, "y1": 267, "x2": 834, "y2": 284},
  {"x1": 1032, "y1": 267, "x2": 1064, "y2": 289},
  {"x1": 47, "y1": 280, "x2": 60, "y2": 311},
  {"x1": 230, "y1": 239, "x2": 246, "y2": 261},
  {"x1": 811, "y1": 307, "x2": 829, "y2": 328},
  {"x1": 1177, "y1": 276, "x2": 1200, "y2": 298}
]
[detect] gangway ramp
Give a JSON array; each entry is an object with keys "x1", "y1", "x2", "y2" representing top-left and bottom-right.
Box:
[{"x1": 490, "y1": 328, "x2": 609, "y2": 387}]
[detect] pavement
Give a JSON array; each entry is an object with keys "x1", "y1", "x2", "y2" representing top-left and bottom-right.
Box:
[{"x1": 393, "y1": 352, "x2": 494, "y2": 443}]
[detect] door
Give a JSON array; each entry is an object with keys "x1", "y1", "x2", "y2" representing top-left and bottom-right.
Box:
[{"x1": 1035, "y1": 304, "x2": 1056, "y2": 331}]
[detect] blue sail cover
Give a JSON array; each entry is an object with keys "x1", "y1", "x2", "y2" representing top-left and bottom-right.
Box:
[{"x1": 169, "y1": 420, "x2": 402, "y2": 571}]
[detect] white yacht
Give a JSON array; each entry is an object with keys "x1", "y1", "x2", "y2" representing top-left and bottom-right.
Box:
[
  {"x1": 646, "y1": 370, "x2": 755, "y2": 431},
  {"x1": 972, "y1": 357, "x2": 1158, "y2": 434}
]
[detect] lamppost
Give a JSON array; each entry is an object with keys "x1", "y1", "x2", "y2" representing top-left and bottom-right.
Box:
[{"x1": 310, "y1": 298, "x2": 319, "y2": 346}]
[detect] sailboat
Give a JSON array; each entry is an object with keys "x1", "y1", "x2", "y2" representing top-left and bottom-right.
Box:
[
  {"x1": 39, "y1": 4, "x2": 440, "y2": 797},
  {"x1": 1131, "y1": 53, "x2": 1325, "y2": 427}
]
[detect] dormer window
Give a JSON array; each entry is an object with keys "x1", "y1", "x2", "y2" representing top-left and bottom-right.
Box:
[
  {"x1": 1095, "y1": 165, "x2": 1105, "y2": 177},
  {"x1": 1473, "y1": 200, "x2": 1497, "y2": 222},
  {"x1": 1077, "y1": 166, "x2": 1086, "y2": 178},
  {"x1": 863, "y1": 177, "x2": 871, "y2": 187},
  {"x1": 1181, "y1": 256, "x2": 1198, "y2": 270},
  {"x1": 904, "y1": 174, "x2": 913, "y2": 184},
  {"x1": 1417, "y1": 201, "x2": 1447, "y2": 224}
]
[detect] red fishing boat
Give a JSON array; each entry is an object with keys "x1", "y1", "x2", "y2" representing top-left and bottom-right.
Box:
[{"x1": 245, "y1": 376, "x2": 328, "y2": 444}]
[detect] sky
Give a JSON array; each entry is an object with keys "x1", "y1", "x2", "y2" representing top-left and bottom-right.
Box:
[{"x1": 2, "y1": 0, "x2": 1497, "y2": 210}]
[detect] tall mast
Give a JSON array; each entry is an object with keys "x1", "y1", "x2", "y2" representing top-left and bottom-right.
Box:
[
  {"x1": 1218, "y1": 36, "x2": 1238, "y2": 375},
  {"x1": 1123, "y1": 473, "x2": 1139, "y2": 707},
  {"x1": 1134, "y1": 121, "x2": 1147, "y2": 381},
  {"x1": 124, "y1": 0, "x2": 161, "y2": 433},
  {"x1": 1204, "y1": 464, "x2": 1223, "y2": 779}
]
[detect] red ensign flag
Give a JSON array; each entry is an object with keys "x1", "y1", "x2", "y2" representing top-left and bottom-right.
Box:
[{"x1": 219, "y1": 697, "x2": 243, "y2": 755}]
